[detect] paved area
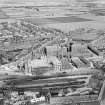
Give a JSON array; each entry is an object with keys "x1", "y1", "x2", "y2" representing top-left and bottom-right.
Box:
[
  {"x1": 37, "y1": 95, "x2": 100, "y2": 105},
  {"x1": 44, "y1": 95, "x2": 100, "y2": 105}
]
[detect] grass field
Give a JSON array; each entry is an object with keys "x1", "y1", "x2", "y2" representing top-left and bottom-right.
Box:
[
  {"x1": 0, "y1": 9, "x2": 9, "y2": 19},
  {"x1": 24, "y1": 16, "x2": 92, "y2": 25},
  {"x1": 48, "y1": 16, "x2": 92, "y2": 23},
  {"x1": 23, "y1": 18, "x2": 56, "y2": 25}
]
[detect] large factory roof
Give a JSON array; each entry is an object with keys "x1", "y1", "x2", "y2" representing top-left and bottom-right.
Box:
[{"x1": 29, "y1": 59, "x2": 51, "y2": 68}]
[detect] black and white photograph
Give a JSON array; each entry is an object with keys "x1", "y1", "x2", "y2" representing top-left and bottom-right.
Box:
[{"x1": 0, "y1": 0, "x2": 105, "y2": 105}]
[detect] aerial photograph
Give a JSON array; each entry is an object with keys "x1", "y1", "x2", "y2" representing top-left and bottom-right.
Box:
[{"x1": 0, "y1": 0, "x2": 105, "y2": 105}]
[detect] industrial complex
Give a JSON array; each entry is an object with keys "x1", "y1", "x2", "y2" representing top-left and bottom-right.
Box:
[{"x1": 0, "y1": 0, "x2": 105, "y2": 105}]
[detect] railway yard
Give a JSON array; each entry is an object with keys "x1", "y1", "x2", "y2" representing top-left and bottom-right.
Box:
[{"x1": 1, "y1": 0, "x2": 105, "y2": 105}]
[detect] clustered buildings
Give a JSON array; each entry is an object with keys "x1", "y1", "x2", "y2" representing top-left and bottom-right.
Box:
[{"x1": 0, "y1": 19, "x2": 105, "y2": 105}]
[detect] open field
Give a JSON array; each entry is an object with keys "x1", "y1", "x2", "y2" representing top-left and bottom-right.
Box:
[
  {"x1": 42, "y1": 21, "x2": 105, "y2": 32},
  {"x1": 0, "y1": 0, "x2": 74, "y2": 7},
  {"x1": 40, "y1": 14, "x2": 105, "y2": 32},
  {"x1": 1, "y1": 6, "x2": 86, "y2": 18},
  {"x1": 0, "y1": 9, "x2": 9, "y2": 19},
  {"x1": 48, "y1": 16, "x2": 92, "y2": 23},
  {"x1": 24, "y1": 16, "x2": 92, "y2": 26}
]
